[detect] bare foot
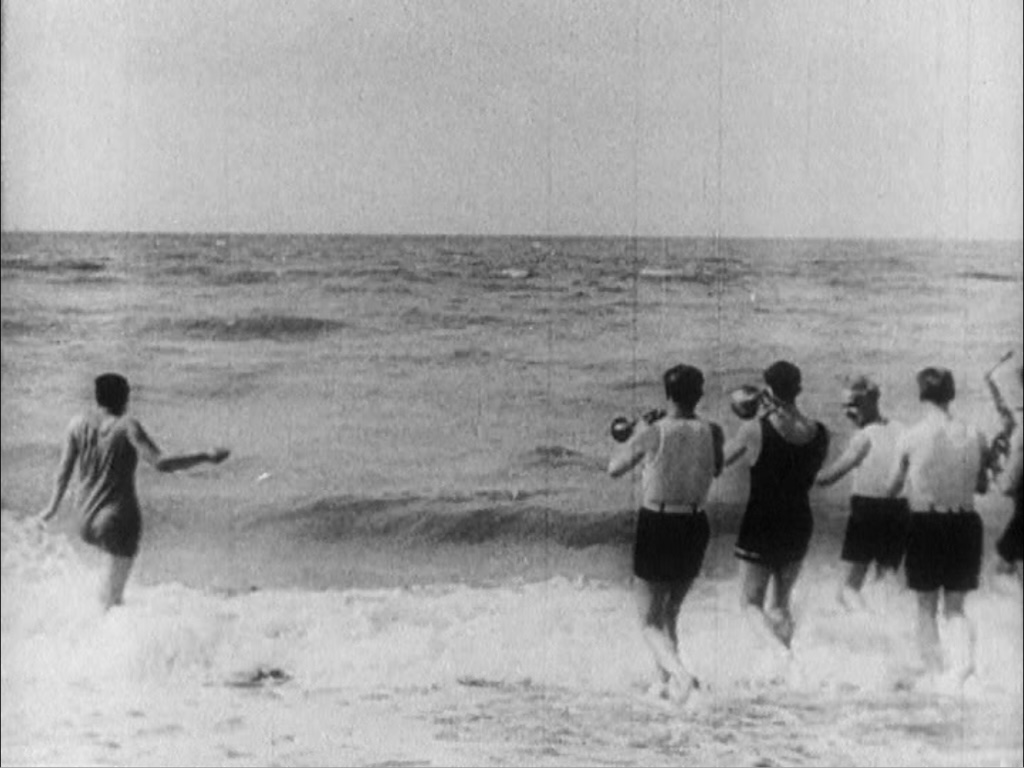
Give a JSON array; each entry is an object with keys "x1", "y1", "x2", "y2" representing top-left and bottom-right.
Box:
[{"x1": 667, "y1": 675, "x2": 700, "y2": 706}]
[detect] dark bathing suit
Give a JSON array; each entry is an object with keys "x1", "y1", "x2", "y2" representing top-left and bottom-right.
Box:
[
  {"x1": 735, "y1": 416, "x2": 829, "y2": 567},
  {"x1": 73, "y1": 412, "x2": 143, "y2": 558},
  {"x1": 996, "y1": 489, "x2": 1023, "y2": 564}
]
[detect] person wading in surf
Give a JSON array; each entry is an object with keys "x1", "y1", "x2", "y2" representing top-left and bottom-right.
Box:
[
  {"x1": 816, "y1": 376, "x2": 908, "y2": 611},
  {"x1": 986, "y1": 353, "x2": 1023, "y2": 585},
  {"x1": 725, "y1": 360, "x2": 829, "y2": 662},
  {"x1": 36, "y1": 373, "x2": 229, "y2": 610},
  {"x1": 885, "y1": 367, "x2": 989, "y2": 691},
  {"x1": 608, "y1": 364, "x2": 724, "y2": 704}
]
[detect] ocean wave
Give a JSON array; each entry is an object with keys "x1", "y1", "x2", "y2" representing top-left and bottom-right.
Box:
[
  {"x1": 0, "y1": 257, "x2": 107, "y2": 274},
  {"x1": 958, "y1": 270, "x2": 1020, "y2": 284},
  {"x1": 0, "y1": 317, "x2": 67, "y2": 337},
  {"x1": 400, "y1": 307, "x2": 509, "y2": 331},
  {"x1": 250, "y1": 491, "x2": 633, "y2": 548},
  {"x1": 152, "y1": 315, "x2": 348, "y2": 342}
]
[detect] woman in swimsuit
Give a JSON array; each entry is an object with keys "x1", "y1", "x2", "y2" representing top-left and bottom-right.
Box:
[
  {"x1": 725, "y1": 361, "x2": 829, "y2": 655},
  {"x1": 36, "y1": 373, "x2": 230, "y2": 610}
]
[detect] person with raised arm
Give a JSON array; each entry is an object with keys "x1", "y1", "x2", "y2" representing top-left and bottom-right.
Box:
[
  {"x1": 816, "y1": 376, "x2": 907, "y2": 611},
  {"x1": 36, "y1": 373, "x2": 230, "y2": 610},
  {"x1": 608, "y1": 364, "x2": 724, "y2": 705},
  {"x1": 724, "y1": 361, "x2": 829, "y2": 659},
  {"x1": 986, "y1": 353, "x2": 1023, "y2": 583}
]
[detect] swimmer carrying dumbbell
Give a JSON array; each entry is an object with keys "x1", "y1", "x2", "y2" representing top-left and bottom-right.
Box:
[{"x1": 607, "y1": 364, "x2": 724, "y2": 704}]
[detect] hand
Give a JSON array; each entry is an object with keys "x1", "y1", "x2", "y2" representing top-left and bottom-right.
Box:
[
  {"x1": 208, "y1": 447, "x2": 231, "y2": 464},
  {"x1": 991, "y1": 433, "x2": 1010, "y2": 460},
  {"x1": 642, "y1": 408, "x2": 666, "y2": 425}
]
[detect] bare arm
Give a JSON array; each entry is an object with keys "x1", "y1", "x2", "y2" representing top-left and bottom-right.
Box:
[
  {"x1": 884, "y1": 451, "x2": 909, "y2": 499},
  {"x1": 608, "y1": 423, "x2": 656, "y2": 478},
  {"x1": 816, "y1": 432, "x2": 870, "y2": 487},
  {"x1": 997, "y1": 430, "x2": 1023, "y2": 498},
  {"x1": 710, "y1": 422, "x2": 725, "y2": 478},
  {"x1": 723, "y1": 421, "x2": 759, "y2": 469},
  {"x1": 37, "y1": 422, "x2": 79, "y2": 522},
  {"x1": 129, "y1": 419, "x2": 229, "y2": 473},
  {"x1": 975, "y1": 433, "x2": 990, "y2": 495}
]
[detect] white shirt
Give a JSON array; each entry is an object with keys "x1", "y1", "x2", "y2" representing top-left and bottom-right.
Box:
[
  {"x1": 633, "y1": 417, "x2": 716, "y2": 510},
  {"x1": 847, "y1": 420, "x2": 905, "y2": 497},
  {"x1": 896, "y1": 410, "x2": 987, "y2": 512}
]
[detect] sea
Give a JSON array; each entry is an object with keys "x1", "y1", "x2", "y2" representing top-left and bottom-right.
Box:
[{"x1": 1, "y1": 232, "x2": 1022, "y2": 766}]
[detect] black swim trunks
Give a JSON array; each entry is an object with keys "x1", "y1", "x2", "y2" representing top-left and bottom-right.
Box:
[
  {"x1": 633, "y1": 508, "x2": 710, "y2": 582},
  {"x1": 904, "y1": 511, "x2": 983, "y2": 592},
  {"x1": 996, "y1": 504, "x2": 1022, "y2": 564},
  {"x1": 841, "y1": 495, "x2": 910, "y2": 569}
]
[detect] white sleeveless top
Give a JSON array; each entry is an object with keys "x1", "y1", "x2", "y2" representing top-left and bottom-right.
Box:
[
  {"x1": 851, "y1": 420, "x2": 904, "y2": 497},
  {"x1": 641, "y1": 417, "x2": 716, "y2": 510}
]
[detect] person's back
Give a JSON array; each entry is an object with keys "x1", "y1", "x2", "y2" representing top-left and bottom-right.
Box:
[
  {"x1": 900, "y1": 411, "x2": 983, "y2": 512},
  {"x1": 851, "y1": 420, "x2": 904, "y2": 498},
  {"x1": 73, "y1": 410, "x2": 142, "y2": 539},
  {"x1": 642, "y1": 417, "x2": 716, "y2": 509},
  {"x1": 749, "y1": 413, "x2": 829, "y2": 515}
]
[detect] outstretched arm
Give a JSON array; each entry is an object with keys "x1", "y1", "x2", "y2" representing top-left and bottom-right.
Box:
[
  {"x1": 37, "y1": 422, "x2": 79, "y2": 523},
  {"x1": 608, "y1": 422, "x2": 657, "y2": 478},
  {"x1": 129, "y1": 419, "x2": 229, "y2": 473},
  {"x1": 816, "y1": 432, "x2": 870, "y2": 487},
  {"x1": 723, "y1": 421, "x2": 759, "y2": 469}
]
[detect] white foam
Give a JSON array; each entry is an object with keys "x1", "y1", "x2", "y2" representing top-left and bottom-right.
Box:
[{"x1": 4, "y1": 513, "x2": 1022, "y2": 706}]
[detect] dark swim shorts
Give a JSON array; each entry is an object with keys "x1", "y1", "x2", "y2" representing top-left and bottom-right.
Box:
[
  {"x1": 841, "y1": 495, "x2": 910, "y2": 569},
  {"x1": 81, "y1": 507, "x2": 142, "y2": 559},
  {"x1": 996, "y1": 506, "x2": 1023, "y2": 564},
  {"x1": 633, "y1": 508, "x2": 710, "y2": 582},
  {"x1": 904, "y1": 510, "x2": 983, "y2": 592}
]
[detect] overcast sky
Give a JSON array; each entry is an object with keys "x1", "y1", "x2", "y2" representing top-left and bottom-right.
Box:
[{"x1": 2, "y1": 0, "x2": 1021, "y2": 238}]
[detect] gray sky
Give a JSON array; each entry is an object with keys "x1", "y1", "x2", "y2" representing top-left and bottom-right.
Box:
[{"x1": 2, "y1": 0, "x2": 1022, "y2": 238}]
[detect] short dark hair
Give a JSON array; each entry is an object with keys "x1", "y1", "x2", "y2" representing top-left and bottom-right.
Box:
[
  {"x1": 95, "y1": 373, "x2": 130, "y2": 415},
  {"x1": 764, "y1": 360, "x2": 801, "y2": 403},
  {"x1": 917, "y1": 367, "x2": 955, "y2": 405},
  {"x1": 664, "y1": 364, "x2": 704, "y2": 408}
]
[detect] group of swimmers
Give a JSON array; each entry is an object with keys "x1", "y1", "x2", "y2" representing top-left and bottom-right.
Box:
[
  {"x1": 608, "y1": 356, "x2": 1023, "y2": 704},
  {"x1": 32, "y1": 357, "x2": 1023, "y2": 704}
]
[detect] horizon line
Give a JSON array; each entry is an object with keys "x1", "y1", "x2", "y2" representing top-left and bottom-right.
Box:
[{"x1": 2, "y1": 228, "x2": 1022, "y2": 245}]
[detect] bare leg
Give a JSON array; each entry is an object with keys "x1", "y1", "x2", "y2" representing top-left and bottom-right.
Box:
[
  {"x1": 941, "y1": 591, "x2": 976, "y2": 686},
  {"x1": 838, "y1": 561, "x2": 870, "y2": 611},
  {"x1": 634, "y1": 579, "x2": 693, "y2": 700},
  {"x1": 770, "y1": 560, "x2": 802, "y2": 648},
  {"x1": 740, "y1": 562, "x2": 791, "y2": 656},
  {"x1": 915, "y1": 590, "x2": 942, "y2": 674},
  {"x1": 664, "y1": 580, "x2": 699, "y2": 691},
  {"x1": 101, "y1": 555, "x2": 134, "y2": 611}
]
